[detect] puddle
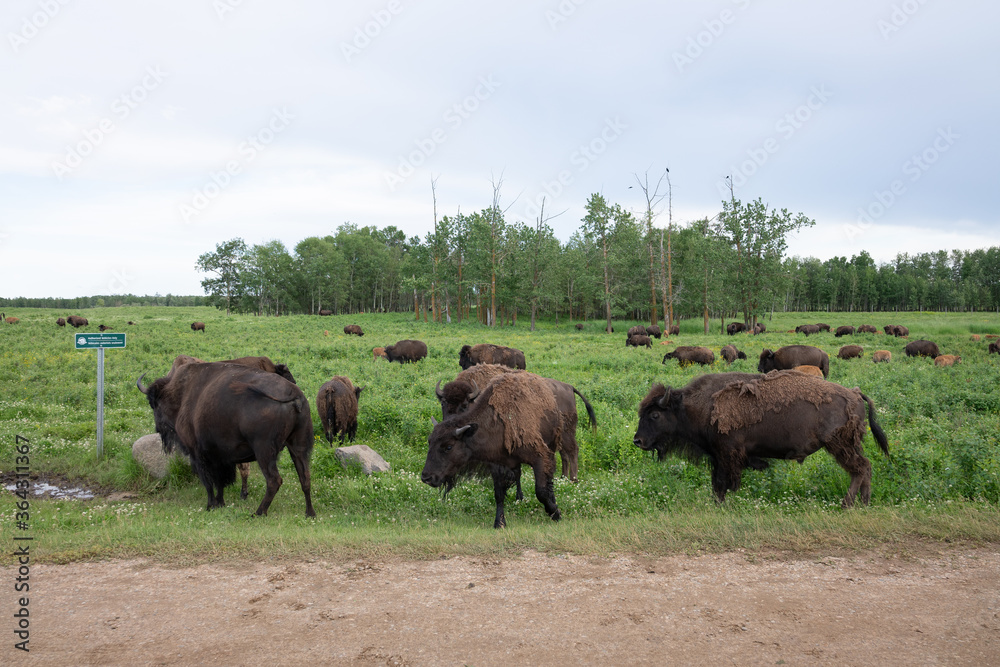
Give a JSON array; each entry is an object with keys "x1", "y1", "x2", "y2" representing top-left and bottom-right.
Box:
[
  {"x1": 5, "y1": 481, "x2": 95, "y2": 500},
  {"x1": 0, "y1": 472, "x2": 128, "y2": 501}
]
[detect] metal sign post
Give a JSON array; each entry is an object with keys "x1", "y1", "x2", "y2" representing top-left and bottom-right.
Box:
[{"x1": 74, "y1": 333, "x2": 126, "y2": 458}]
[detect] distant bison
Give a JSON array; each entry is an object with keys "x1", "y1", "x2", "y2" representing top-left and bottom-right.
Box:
[
  {"x1": 633, "y1": 371, "x2": 890, "y2": 507},
  {"x1": 872, "y1": 350, "x2": 892, "y2": 363},
  {"x1": 835, "y1": 325, "x2": 856, "y2": 337},
  {"x1": 720, "y1": 344, "x2": 747, "y2": 364},
  {"x1": 726, "y1": 322, "x2": 748, "y2": 335},
  {"x1": 904, "y1": 340, "x2": 940, "y2": 358},
  {"x1": 857, "y1": 325, "x2": 878, "y2": 334},
  {"x1": 753, "y1": 323, "x2": 766, "y2": 334},
  {"x1": 815, "y1": 323, "x2": 831, "y2": 332},
  {"x1": 759, "y1": 345, "x2": 829, "y2": 378},
  {"x1": 5, "y1": 316, "x2": 19, "y2": 324},
  {"x1": 627, "y1": 325, "x2": 647, "y2": 338},
  {"x1": 98, "y1": 324, "x2": 110, "y2": 332},
  {"x1": 934, "y1": 355, "x2": 961, "y2": 367},
  {"x1": 385, "y1": 339, "x2": 428, "y2": 364},
  {"x1": 792, "y1": 365, "x2": 824, "y2": 377},
  {"x1": 191, "y1": 322, "x2": 205, "y2": 332},
  {"x1": 645, "y1": 325, "x2": 662, "y2": 338},
  {"x1": 988, "y1": 341, "x2": 1000, "y2": 355},
  {"x1": 668, "y1": 325, "x2": 680, "y2": 335},
  {"x1": 127, "y1": 321, "x2": 135, "y2": 325},
  {"x1": 575, "y1": 323, "x2": 584, "y2": 330},
  {"x1": 318, "y1": 310, "x2": 333, "y2": 316},
  {"x1": 626, "y1": 334, "x2": 652, "y2": 348},
  {"x1": 317, "y1": 376, "x2": 363, "y2": 444},
  {"x1": 344, "y1": 324, "x2": 364, "y2": 336},
  {"x1": 662, "y1": 346, "x2": 715, "y2": 366},
  {"x1": 459, "y1": 343, "x2": 526, "y2": 370},
  {"x1": 372, "y1": 347, "x2": 387, "y2": 360},
  {"x1": 885, "y1": 325, "x2": 909, "y2": 337},
  {"x1": 970, "y1": 334, "x2": 981, "y2": 341},
  {"x1": 67, "y1": 315, "x2": 88, "y2": 328},
  {"x1": 795, "y1": 324, "x2": 821, "y2": 336},
  {"x1": 56, "y1": 318, "x2": 66, "y2": 326},
  {"x1": 837, "y1": 345, "x2": 864, "y2": 360}
]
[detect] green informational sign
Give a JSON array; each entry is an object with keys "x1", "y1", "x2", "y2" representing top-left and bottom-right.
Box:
[{"x1": 74, "y1": 333, "x2": 126, "y2": 349}]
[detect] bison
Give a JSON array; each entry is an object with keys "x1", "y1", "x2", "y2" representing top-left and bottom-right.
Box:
[
  {"x1": 835, "y1": 325, "x2": 856, "y2": 337},
  {"x1": 98, "y1": 324, "x2": 110, "y2": 332},
  {"x1": 885, "y1": 325, "x2": 909, "y2": 337},
  {"x1": 662, "y1": 346, "x2": 715, "y2": 366},
  {"x1": 372, "y1": 346, "x2": 387, "y2": 360},
  {"x1": 136, "y1": 362, "x2": 315, "y2": 517},
  {"x1": 318, "y1": 309, "x2": 333, "y2": 316},
  {"x1": 970, "y1": 334, "x2": 981, "y2": 342},
  {"x1": 758, "y1": 345, "x2": 829, "y2": 378},
  {"x1": 857, "y1": 325, "x2": 878, "y2": 334},
  {"x1": 191, "y1": 322, "x2": 205, "y2": 332},
  {"x1": 67, "y1": 315, "x2": 89, "y2": 328},
  {"x1": 815, "y1": 323, "x2": 831, "y2": 332},
  {"x1": 904, "y1": 340, "x2": 940, "y2": 358},
  {"x1": 753, "y1": 323, "x2": 767, "y2": 334},
  {"x1": 989, "y1": 341, "x2": 1000, "y2": 355},
  {"x1": 726, "y1": 322, "x2": 749, "y2": 335},
  {"x1": 633, "y1": 371, "x2": 890, "y2": 507},
  {"x1": 795, "y1": 324, "x2": 821, "y2": 336},
  {"x1": 837, "y1": 345, "x2": 864, "y2": 360},
  {"x1": 127, "y1": 321, "x2": 135, "y2": 325},
  {"x1": 934, "y1": 355, "x2": 961, "y2": 367},
  {"x1": 720, "y1": 344, "x2": 747, "y2": 364},
  {"x1": 423, "y1": 373, "x2": 568, "y2": 528},
  {"x1": 385, "y1": 339, "x2": 428, "y2": 363},
  {"x1": 344, "y1": 324, "x2": 364, "y2": 336},
  {"x1": 56, "y1": 317, "x2": 66, "y2": 326},
  {"x1": 317, "y1": 376, "x2": 363, "y2": 444},
  {"x1": 872, "y1": 350, "x2": 892, "y2": 363},
  {"x1": 458, "y1": 343, "x2": 526, "y2": 370},
  {"x1": 626, "y1": 334, "x2": 652, "y2": 348},
  {"x1": 645, "y1": 325, "x2": 662, "y2": 338},
  {"x1": 575, "y1": 323, "x2": 584, "y2": 330},
  {"x1": 5, "y1": 316, "x2": 19, "y2": 324},
  {"x1": 627, "y1": 325, "x2": 647, "y2": 338},
  {"x1": 792, "y1": 365, "x2": 825, "y2": 377},
  {"x1": 668, "y1": 324, "x2": 680, "y2": 335}
]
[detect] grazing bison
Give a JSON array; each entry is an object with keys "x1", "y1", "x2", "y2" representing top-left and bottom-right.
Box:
[
  {"x1": 753, "y1": 323, "x2": 767, "y2": 334},
  {"x1": 191, "y1": 322, "x2": 205, "y2": 332},
  {"x1": 372, "y1": 347, "x2": 387, "y2": 360},
  {"x1": 720, "y1": 344, "x2": 747, "y2": 364},
  {"x1": 726, "y1": 322, "x2": 748, "y2": 335},
  {"x1": 795, "y1": 324, "x2": 821, "y2": 336},
  {"x1": 792, "y1": 365, "x2": 825, "y2": 377},
  {"x1": 67, "y1": 315, "x2": 89, "y2": 328},
  {"x1": 626, "y1": 334, "x2": 652, "y2": 348},
  {"x1": 934, "y1": 355, "x2": 961, "y2": 367},
  {"x1": 344, "y1": 324, "x2": 364, "y2": 336},
  {"x1": 885, "y1": 325, "x2": 909, "y2": 337},
  {"x1": 56, "y1": 317, "x2": 66, "y2": 327},
  {"x1": 835, "y1": 325, "x2": 856, "y2": 337},
  {"x1": 127, "y1": 321, "x2": 135, "y2": 325},
  {"x1": 646, "y1": 325, "x2": 662, "y2": 338},
  {"x1": 988, "y1": 341, "x2": 1000, "y2": 355},
  {"x1": 970, "y1": 334, "x2": 981, "y2": 341},
  {"x1": 423, "y1": 373, "x2": 568, "y2": 528},
  {"x1": 458, "y1": 343, "x2": 526, "y2": 370},
  {"x1": 815, "y1": 323, "x2": 831, "y2": 332},
  {"x1": 317, "y1": 376, "x2": 363, "y2": 444},
  {"x1": 5, "y1": 316, "x2": 19, "y2": 324},
  {"x1": 872, "y1": 350, "x2": 892, "y2": 363},
  {"x1": 633, "y1": 371, "x2": 890, "y2": 507},
  {"x1": 385, "y1": 339, "x2": 428, "y2": 363},
  {"x1": 668, "y1": 325, "x2": 680, "y2": 335},
  {"x1": 575, "y1": 323, "x2": 584, "y2": 330},
  {"x1": 758, "y1": 345, "x2": 829, "y2": 378},
  {"x1": 318, "y1": 310, "x2": 333, "y2": 316},
  {"x1": 904, "y1": 340, "x2": 940, "y2": 358},
  {"x1": 627, "y1": 325, "x2": 647, "y2": 338},
  {"x1": 837, "y1": 345, "x2": 864, "y2": 360},
  {"x1": 662, "y1": 346, "x2": 715, "y2": 366},
  {"x1": 857, "y1": 325, "x2": 878, "y2": 334},
  {"x1": 136, "y1": 362, "x2": 314, "y2": 517},
  {"x1": 97, "y1": 324, "x2": 110, "y2": 332}
]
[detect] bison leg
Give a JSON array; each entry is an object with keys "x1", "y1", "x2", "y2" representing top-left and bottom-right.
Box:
[
  {"x1": 238, "y1": 462, "x2": 250, "y2": 500},
  {"x1": 348, "y1": 420, "x2": 358, "y2": 442},
  {"x1": 287, "y1": 447, "x2": 315, "y2": 518},
  {"x1": 254, "y1": 457, "x2": 283, "y2": 517},
  {"x1": 532, "y1": 460, "x2": 561, "y2": 522},
  {"x1": 490, "y1": 467, "x2": 518, "y2": 529}
]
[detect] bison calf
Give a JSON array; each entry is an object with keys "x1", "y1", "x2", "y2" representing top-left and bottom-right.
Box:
[
  {"x1": 720, "y1": 344, "x2": 747, "y2": 364},
  {"x1": 792, "y1": 365, "x2": 824, "y2": 377},
  {"x1": 759, "y1": 345, "x2": 830, "y2": 378},
  {"x1": 934, "y1": 355, "x2": 961, "y2": 367},
  {"x1": 56, "y1": 317, "x2": 66, "y2": 326},
  {"x1": 317, "y1": 376, "x2": 363, "y2": 444},
  {"x1": 372, "y1": 346, "x2": 387, "y2": 360},
  {"x1": 872, "y1": 350, "x2": 891, "y2": 363}
]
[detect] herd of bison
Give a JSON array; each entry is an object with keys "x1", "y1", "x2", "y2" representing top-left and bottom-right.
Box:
[{"x1": 25, "y1": 313, "x2": 1000, "y2": 527}]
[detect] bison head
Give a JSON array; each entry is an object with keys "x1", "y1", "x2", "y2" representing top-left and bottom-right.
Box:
[
  {"x1": 435, "y1": 379, "x2": 480, "y2": 418},
  {"x1": 136, "y1": 373, "x2": 181, "y2": 453},
  {"x1": 275, "y1": 364, "x2": 297, "y2": 385},
  {"x1": 457, "y1": 345, "x2": 473, "y2": 370},
  {"x1": 421, "y1": 419, "x2": 478, "y2": 491},
  {"x1": 757, "y1": 349, "x2": 776, "y2": 374},
  {"x1": 633, "y1": 384, "x2": 686, "y2": 461}
]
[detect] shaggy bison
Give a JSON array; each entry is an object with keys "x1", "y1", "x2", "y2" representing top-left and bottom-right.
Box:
[
  {"x1": 136, "y1": 362, "x2": 314, "y2": 517},
  {"x1": 627, "y1": 325, "x2": 647, "y2": 338},
  {"x1": 753, "y1": 323, "x2": 767, "y2": 334},
  {"x1": 795, "y1": 324, "x2": 821, "y2": 336},
  {"x1": 835, "y1": 325, "x2": 856, "y2": 337},
  {"x1": 815, "y1": 323, "x2": 831, "y2": 332},
  {"x1": 934, "y1": 355, "x2": 961, "y2": 367},
  {"x1": 56, "y1": 317, "x2": 66, "y2": 326},
  {"x1": 645, "y1": 325, "x2": 662, "y2": 338},
  {"x1": 627, "y1": 334, "x2": 652, "y2": 348},
  {"x1": 191, "y1": 322, "x2": 205, "y2": 332},
  {"x1": 67, "y1": 315, "x2": 89, "y2": 328},
  {"x1": 97, "y1": 324, "x2": 110, "y2": 332},
  {"x1": 668, "y1": 325, "x2": 680, "y2": 335},
  {"x1": 575, "y1": 323, "x2": 584, "y2": 330},
  {"x1": 662, "y1": 346, "x2": 715, "y2": 366},
  {"x1": 385, "y1": 339, "x2": 428, "y2": 363},
  {"x1": 792, "y1": 365, "x2": 824, "y2": 377},
  {"x1": 458, "y1": 343, "x2": 526, "y2": 370},
  {"x1": 726, "y1": 322, "x2": 749, "y2": 335},
  {"x1": 720, "y1": 344, "x2": 747, "y2": 364},
  {"x1": 758, "y1": 345, "x2": 830, "y2": 378},
  {"x1": 857, "y1": 325, "x2": 878, "y2": 334},
  {"x1": 872, "y1": 350, "x2": 892, "y2": 363},
  {"x1": 344, "y1": 324, "x2": 364, "y2": 336},
  {"x1": 904, "y1": 340, "x2": 940, "y2": 358},
  {"x1": 372, "y1": 347, "x2": 387, "y2": 360},
  {"x1": 318, "y1": 310, "x2": 333, "y2": 316},
  {"x1": 633, "y1": 371, "x2": 890, "y2": 507},
  {"x1": 990, "y1": 341, "x2": 1000, "y2": 355},
  {"x1": 884, "y1": 325, "x2": 909, "y2": 337},
  {"x1": 423, "y1": 373, "x2": 568, "y2": 528},
  {"x1": 837, "y1": 345, "x2": 864, "y2": 360},
  {"x1": 317, "y1": 376, "x2": 363, "y2": 444}
]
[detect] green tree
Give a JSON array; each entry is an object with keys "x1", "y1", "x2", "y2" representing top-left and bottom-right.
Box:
[{"x1": 196, "y1": 238, "x2": 248, "y2": 315}]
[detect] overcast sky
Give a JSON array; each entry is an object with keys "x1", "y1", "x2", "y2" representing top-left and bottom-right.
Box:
[{"x1": 2, "y1": 0, "x2": 997, "y2": 298}]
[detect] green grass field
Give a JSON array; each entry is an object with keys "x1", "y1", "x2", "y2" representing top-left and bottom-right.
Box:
[{"x1": 1, "y1": 307, "x2": 999, "y2": 564}]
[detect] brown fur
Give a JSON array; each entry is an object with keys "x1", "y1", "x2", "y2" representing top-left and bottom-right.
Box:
[
  {"x1": 344, "y1": 324, "x2": 364, "y2": 336},
  {"x1": 486, "y1": 373, "x2": 560, "y2": 457},
  {"x1": 372, "y1": 346, "x2": 387, "y2": 359},
  {"x1": 668, "y1": 325, "x2": 680, "y2": 335},
  {"x1": 626, "y1": 334, "x2": 652, "y2": 348},
  {"x1": 904, "y1": 340, "x2": 940, "y2": 358},
  {"x1": 662, "y1": 345, "x2": 714, "y2": 366},
  {"x1": 835, "y1": 325, "x2": 856, "y2": 337},
  {"x1": 720, "y1": 345, "x2": 746, "y2": 364},
  {"x1": 56, "y1": 317, "x2": 66, "y2": 326},
  {"x1": 5, "y1": 316, "x2": 20, "y2": 324},
  {"x1": 792, "y1": 365, "x2": 824, "y2": 377},
  {"x1": 934, "y1": 354, "x2": 961, "y2": 367},
  {"x1": 857, "y1": 325, "x2": 878, "y2": 334},
  {"x1": 317, "y1": 376, "x2": 362, "y2": 443},
  {"x1": 872, "y1": 350, "x2": 891, "y2": 363},
  {"x1": 191, "y1": 321, "x2": 205, "y2": 332},
  {"x1": 459, "y1": 343, "x2": 526, "y2": 370},
  {"x1": 990, "y1": 341, "x2": 1000, "y2": 354},
  {"x1": 575, "y1": 323, "x2": 583, "y2": 330},
  {"x1": 66, "y1": 315, "x2": 89, "y2": 328},
  {"x1": 645, "y1": 325, "x2": 662, "y2": 338},
  {"x1": 837, "y1": 345, "x2": 864, "y2": 360},
  {"x1": 970, "y1": 334, "x2": 981, "y2": 341},
  {"x1": 758, "y1": 345, "x2": 829, "y2": 378},
  {"x1": 627, "y1": 325, "x2": 647, "y2": 338},
  {"x1": 710, "y1": 370, "x2": 847, "y2": 435}
]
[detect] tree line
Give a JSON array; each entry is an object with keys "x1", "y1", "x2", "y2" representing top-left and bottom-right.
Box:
[{"x1": 0, "y1": 294, "x2": 207, "y2": 309}]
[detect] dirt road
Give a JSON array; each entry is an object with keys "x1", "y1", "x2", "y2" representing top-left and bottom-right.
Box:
[{"x1": 6, "y1": 548, "x2": 1000, "y2": 665}]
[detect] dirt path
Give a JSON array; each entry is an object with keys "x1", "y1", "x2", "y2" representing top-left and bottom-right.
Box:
[{"x1": 6, "y1": 548, "x2": 1000, "y2": 666}]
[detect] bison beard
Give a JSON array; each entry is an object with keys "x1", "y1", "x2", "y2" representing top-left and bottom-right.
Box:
[{"x1": 633, "y1": 371, "x2": 890, "y2": 508}]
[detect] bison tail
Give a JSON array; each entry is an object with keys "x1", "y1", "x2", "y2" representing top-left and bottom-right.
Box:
[
  {"x1": 860, "y1": 391, "x2": 891, "y2": 462},
  {"x1": 573, "y1": 387, "x2": 598, "y2": 428},
  {"x1": 324, "y1": 387, "x2": 337, "y2": 444}
]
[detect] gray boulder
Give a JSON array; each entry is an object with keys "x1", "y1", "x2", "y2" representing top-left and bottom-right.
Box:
[
  {"x1": 132, "y1": 434, "x2": 189, "y2": 478},
  {"x1": 334, "y1": 445, "x2": 391, "y2": 475}
]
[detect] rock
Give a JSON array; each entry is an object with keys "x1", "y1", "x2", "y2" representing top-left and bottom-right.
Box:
[
  {"x1": 334, "y1": 445, "x2": 391, "y2": 475},
  {"x1": 132, "y1": 434, "x2": 188, "y2": 478}
]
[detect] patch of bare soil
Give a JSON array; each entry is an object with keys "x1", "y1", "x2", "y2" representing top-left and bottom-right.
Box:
[{"x1": 5, "y1": 548, "x2": 999, "y2": 665}]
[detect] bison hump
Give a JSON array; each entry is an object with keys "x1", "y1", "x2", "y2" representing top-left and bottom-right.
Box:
[
  {"x1": 485, "y1": 374, "x2": 559, "y2": 454},
  {"x1": 709, "y1": 370, "x2": 843, "y2": 434}
]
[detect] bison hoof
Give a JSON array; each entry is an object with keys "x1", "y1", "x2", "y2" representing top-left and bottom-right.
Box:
[{"x1": 550, "y1": 510, "x2": 561, "y2": 522}]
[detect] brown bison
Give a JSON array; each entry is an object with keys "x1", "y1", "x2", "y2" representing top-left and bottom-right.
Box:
[
  {"x1": 753, "y1": 323, "x2": 767, "y2": 334},
  {"x1": 795, "y1": 324, "x2": 821, "y2": 335},
  {"x1": 5, "y1": 316, "x2": 19, "y2": 324},
  {"x1": 97, "y1": 324, "x2": 110, "y2": 332},
  {"x1": 191, "y1": 322, "x2": 205, "y2": 332},
  {"x1": 989, "y1": 341, "x2": 1000, "y2": 355},
  {"x1": 792, "y1": 365, "x2": 825, "y2": 377},
  {"x1": 934, "y1": 355, "x2": 961, "y2": 367},
  {"x1": 136, "y1": 362, "x2": 314, "y2": 517},
  {"x1": 645, "y1": 325, "x2": 662, "y2": 338},
  {"x1": 67, "y1": 315, "x2": 89, "y2": 328},
  {"x1": 815, "y1": 323, "x2": 831, "y2": 332},
  {"x1": 837, "y1": 345, "x2": 864, "y2": 360},
  {"x1": 372, "y1": 346, "x2": 387, "y2": 360},
  {"x1": 127, "y1": 321, "x2": 135, "y2": 325},
  {"x1": 318, "y1": 309, "x2": 333, "y2": 316},
  {"x1": 904, "y1": 340, "x2": 940, "y2": 358},
  {"x1": 857, "y1": 325, "x2": 878, "y2": 334},
  {"x1": 662, "y1": 346, "x2": 715, "y2": 366},
  {"x1": 575, "y1": 323, "x2": 584, "y2": 330},
  {"x1": 385, "y1": 339, "x2": 428, "y2": 363},
  {"x1": 56, "y1": 317, "x2": 66, "y2": 326},
  {"x1": 758, "y1": 345, "x2": 830, "y2": 378},
  {"x1": 344, "y1": 324, "x2": 364, "y2": 336},
  {"x1": 835, "y1": 325, "x2": 856, "y2": 337},
  {"x1": 458, "y1": 343, "x2": 526, "y2": 370},
  {"x1": 668, "y1": 324, "x2": 680, "y2": 335},
  {"x1": 970, "y1": 334, "x2": 981, "y2": 341},
  {"x1": 627, "y1": 325, "x2": 647, "y2": 338},
  {"x1": 884, "y1": 325, "x2": 909, "y2": 337},
  {"x1": 317, "y1": 376, "x2": 363, "y2": 444},
  {"x1": 720, "y1": 344, "x2": 747, "y2": 364},
  {"x1": 626, "y1": 334, "x2": 652, "y2": 348},
  {"x1": 872, "y1": 350, "x2": 892, "y2": 363},
  {"x1": 423, "y1": 373, "x2": 568, "y2": 528},
  {"x1": 726, "y1": 322, "x2": 749, "y2": 335},
  {"x1": 633, "y1": 371, "x2": 890, "y2": 507}
]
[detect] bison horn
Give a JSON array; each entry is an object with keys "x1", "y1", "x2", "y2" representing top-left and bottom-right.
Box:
[
  {"x1": 468, "y1": 380, "x2": 480, "y2": 401},
  {"x1": 454, "y1": 424, "x2": 473, "y2": 438},
  {"x1": 136, "y1": 372, "x2": 149, "y2": 395},
  {"x1": 430, "y1": 416, "x2": 439, "y2": 427},
  {"x1": 657, "y1": 387, "x2": 672, "y2": 409},
  {"x1": 435, "y1": 379, "x2": 444, "y2": 398}
]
